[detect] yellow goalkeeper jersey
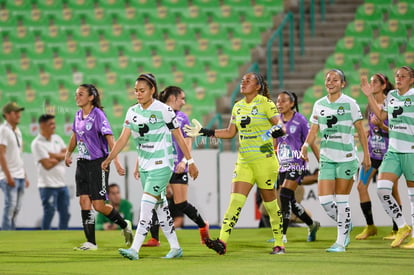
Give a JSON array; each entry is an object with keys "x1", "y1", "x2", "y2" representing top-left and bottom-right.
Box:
[{"x1": 231, "y1": 94, "x2": 279, "y2": 163}]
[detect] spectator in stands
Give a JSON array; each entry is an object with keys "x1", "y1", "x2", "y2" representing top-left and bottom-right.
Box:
[
  {"x1": 141, "y1": 86, "x2": 209, "y2": 247},
  {"x1": 0, "y1": 102, "x2": 29, "y2": 230},
  {"x1": 301, "y1": 69, "x2": 370, "y2": 252},
  {"x1": 65, "y1": 84, "x2": 133, "y2": 251},
  {"x1": 31, "y1": 114, "x2": 70, "y2": 230},
  {"x1": 96, "y1": 183, "x2": 133, "y2": 231},
  {"x1": 101, "y1": 73, "x2": 199, "y2": 260},
  {"x1": 361, "y1": 66, "x2": 414, "y2": 249},
  {"x1": 184, "y1": 72, "x2": 285, "y2": 255},
  {"x1": 275, "y1": 90, "x2": 320, "y2": 243},
  {"x1": 355, "y1": 73, "x2": 401, "y2": 241}
]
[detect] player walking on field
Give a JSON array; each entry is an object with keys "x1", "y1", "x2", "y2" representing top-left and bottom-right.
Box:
[
  {"x1": 101, "y1": 74, "x2": 199, "y2": 260},
  {"x1": 65, "y1": 84, "x2": 133, "y2": 251},
  {"x1": 275, "y1": 91, "x2": 320, "y2": 243},
  {"x1": 355, "y1": 73, "x2": 401, "y2": 241},
  {"x1": 361, "y1": 66, "x2": 414, "y2": 248},
  {"x1": 301, "y1": 69, "x2": 370, "y2": 252},
  {"x1": 185, "y1": 72, "x2": 285, "y2": 255}
]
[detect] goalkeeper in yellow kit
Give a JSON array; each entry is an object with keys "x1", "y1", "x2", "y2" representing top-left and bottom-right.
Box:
[{"x1": 184, "y1": 72, "x2": 285, "y2": 255}]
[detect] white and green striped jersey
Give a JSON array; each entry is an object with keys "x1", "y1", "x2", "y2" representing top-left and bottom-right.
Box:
[
  {"x1": 124, "y1": 100, "x2": 179, "y2": 171},
  {"x1": 310, "y1": 93, "x2": 362, "y2": 162},
  {"x1": 384, "y1": 88, "x2": 414, "y2": 153}
]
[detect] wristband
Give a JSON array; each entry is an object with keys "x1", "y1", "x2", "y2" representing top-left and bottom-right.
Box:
[
  {"x1": 303, "y1": 142, "x2": 309, "y2": 148},
  {"x1": 187, "y1": 158, "x2": 195, "y2": 165},
  {"x1": 181, "y1": 157, "x2": 187, "y2": 164}
]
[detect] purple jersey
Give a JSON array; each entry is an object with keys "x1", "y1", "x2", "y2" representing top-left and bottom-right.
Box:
[
  {"x1": 276, "y1": 112, "x2": 309, "y2": 173},
  {"x1": 172, "y1": 110, "x2": 190, "y2": 171},
  {"x1": 367, "y1": 111, "x2": 389, "y2": 160},
  {"x1": 72, "y1": 107, "x2": 113, "y2": 160}
]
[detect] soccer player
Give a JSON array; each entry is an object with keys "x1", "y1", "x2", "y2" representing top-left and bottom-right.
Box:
[
  {"x1": 301, "y1": 69, "x2": 370, "y2": 252},
  {"x1": 275, "y1": 91, "x2": 320, "y2": 243},
  {"x1": 361, "y1": 66, "x2": 414, "y2": 248},
  {"x1": 65, "y1": 84, "x2": 133, "y2": 251},
  {"x1": 184, "y1": 72, "x2": 285, "y2": 255},
  {"x1": 101, "y1": 73, "x2": 199, "y2": 260},
  {"x1": 355, "y1": 73, "x2": 401, "y2": 240},
  {"x1": 142, "y1": 86, "x2": 209, "y2": 247}
]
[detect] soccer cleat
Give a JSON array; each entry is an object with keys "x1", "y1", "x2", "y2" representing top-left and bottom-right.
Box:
[
  {"x1": 205, "y1": 238, "x2": 227, "y2": 255},
  {"x1": 391, "y1": 225, "x2": 412, "y2": 248},
  {"x1": 199, "y1": 222, "x2": 210, "y2": 244},
  {"x1": 326, "y1": 243, "x2": 346, "y2": 252},
  {"x1": 122, "y1": 220, "x2": 134, "y2": 246},
  {"x1": 383, "y1": 230, "x2": 397, "y2": 240},
  {"x1": 162, "y1": 248, "x2": 183, "y2": 259},
  {"x1": 282, "y1": 235, "x2": 288, "y2": 244},
  {"x1": 270, "y1": 246, "x2": 286, "y2": 254},
  {"x1": 355, "y1": 225, "x2": 378, "y2": 240},
  {"x1": 73, "y1": 242, "x2": 98, "y2": 251},
  {"x1": 142, "y1": 237, "x2": 160, "y2": 247},
  {"x1": 119, "y1": 248, "x2": 139, "y2": 260},
  {"x1": 400, "y1": 238, "x2": 414, "y2": 249},
  {"x1": 307, "y1": 221, "x2": 320, "y2": 242},
  {"x1": 344, "y1": 223, "x2": 353, "y2": 247}
]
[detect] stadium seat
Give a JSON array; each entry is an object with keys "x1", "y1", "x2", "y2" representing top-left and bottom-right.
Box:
[
  {"x1": 369, "y1": 36, "x2": 400, "y2": 63},
  {"x1": 242, "y1": 4, "x2": 275, "y2": 33},
  {"x1": 324, "y1": 53, "x2": 356, "y2": 73},
  {"x1": 37, "y1": 0, "x2": 63, "y2": 18},
  {"x1": 160, "y1": 0, "x2": 189, "y2": 16},
  {"x1": 253, "y1": 0, "x2": 284, "y2": 15},
  {"x1": 199, "y1": 22, "x2": 230, "y2": 48},
  {"x1": 231, "y1": 22, "x2": 263, "y2": 49},
  {"x1": 334, "y1": 36, "x2": 365, "y2": 65},
  {"x1": 209, "y1": 5, "x2": 240, "y2": 32},
  {"x1": 378, "y1": 20, "x2": 408, "y2": 47},
  {"x1": 354, "y1": 3, "x2": 384, "y2": 31},
  {"x1": 344, "y1": 20, "x2": 374, "y2": 48},
  {"x1": 363, "y1": 0, "x2": 392, "y2": 13},
  {"x1": 387, "y1": 1, "x2": 414, "y2": 31},
  {"x1": 189, "y1": 41, "x2": 218, "y2": 65},
  {"x1": 209, "y1": 55, "x2": 240, "y2": 83},
  {"x1": 179, "y1": 6, "x2": 209, "y2": 33},
  {"x1": 192, "y1": 0, "x2": 221, "y2": 15},
  {"x1": 358, "y1": 52, "x2": 391, "y2": 78},
  {"x1": 167, "y1": 25, "x2": 198, "y2": 49},
  {"x1": 221, "y1": 38, "x2": 252, "y2": 66}
]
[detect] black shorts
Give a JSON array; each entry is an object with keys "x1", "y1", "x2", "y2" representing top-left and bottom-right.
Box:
[
  {"x1": 276, "y1": 170, "x2": 305, "y2": 189},
  {"x1": 371, "y1": 158, "x2": 383, "y2": 170},
  {"x1": 75, "y1": 157, "x2": 109, "y2": 200},
  {"x1": 169, "y1": 172, "x2": 188, "y2": 184}
]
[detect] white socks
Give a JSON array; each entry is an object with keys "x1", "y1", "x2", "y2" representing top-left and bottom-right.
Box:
[
  {"x1": 377, "y1": 180, "x2": 407, "y2": 228},
  {"x1": 319, "y1": 194, "x2": 350, "y2": 247},
  {"x1": 319, "y1": 195, "x2": 337, "y2": 222},
  {"x1": 130, "y1": 194, "x2": 157, "y2": 252},
  {"x1": 155, "y1": 197, "x2": 180, "y2": 249},
  {"x1": 336, "y1": 195, "x2": 351, "y2": 247}
]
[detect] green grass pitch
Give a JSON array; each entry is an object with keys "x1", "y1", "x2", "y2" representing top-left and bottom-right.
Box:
[{"x1": 0, "y1": 226, "x2": 413, "y2": 275}]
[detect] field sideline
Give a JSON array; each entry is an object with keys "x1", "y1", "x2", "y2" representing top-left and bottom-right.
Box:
[{"x1": 0, "y1": 227, "x2": 413, "y2": 275}]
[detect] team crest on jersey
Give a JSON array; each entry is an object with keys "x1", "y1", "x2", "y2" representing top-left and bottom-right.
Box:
[
  {"x1": 404, "y1": 98, "x2": 412, "y2": 107},
  {"x1": 289, "y1": 124, "x2": 297, "y2": 134},
  {"x1": 149, "y1": 114, "x2": 157, "y2": 124},
  {"x1": 251, "y1": 106, "x2": 258, "y2": 115},
  {"x1": 85, "y1": 122, "x2": 93, "y2": 131},
  {"x1": 337, "y1": 106, "x2": 345, "y2": 115}
]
